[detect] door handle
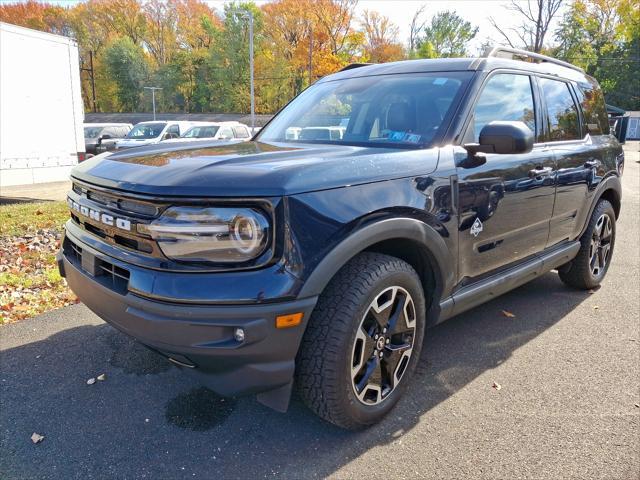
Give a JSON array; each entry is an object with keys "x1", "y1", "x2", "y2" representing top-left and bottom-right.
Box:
[{"x1": 529, "y1": 166, "x2": 553, "y2": 178}]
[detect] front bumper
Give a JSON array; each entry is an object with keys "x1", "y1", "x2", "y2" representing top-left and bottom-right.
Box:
[{"x1": 57, "y1": 233, "x2": 317, "y2": 402}]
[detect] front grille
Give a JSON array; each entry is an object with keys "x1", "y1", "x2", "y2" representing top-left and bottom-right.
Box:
[
  {"x1": 69, "y1": 182, "x2": 161, "y2": 256},
  {"x1": 64, "y1": 237, "x2": 130, "y2": 295},
  {"x1": 97, "y1": 259, "x2": 130, "y2": 294},
  {"x1": 74, "y1": 182, "x2": 161, "y2": 218}
]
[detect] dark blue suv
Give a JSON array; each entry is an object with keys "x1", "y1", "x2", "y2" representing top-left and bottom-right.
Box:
[{"x1": 58, "y1": 48, "x2": 623, "y2": 429}]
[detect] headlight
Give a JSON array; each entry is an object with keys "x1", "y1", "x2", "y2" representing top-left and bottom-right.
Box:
[{"x1": 138, "y1": 206, "x2": 270, "y2": 263}]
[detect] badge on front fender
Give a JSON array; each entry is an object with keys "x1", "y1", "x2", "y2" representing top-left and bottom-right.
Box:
[{"x1": 470, "y1": 218, "x2": 483, "y2": 237}]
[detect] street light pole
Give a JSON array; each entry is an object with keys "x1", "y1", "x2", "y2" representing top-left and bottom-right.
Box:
[
  {"x1": 230, "y1": 10, "x2": 255, "y2": 134},
  {"x1": 144, "y1": 86, "x2": 162, "y2": 120}
]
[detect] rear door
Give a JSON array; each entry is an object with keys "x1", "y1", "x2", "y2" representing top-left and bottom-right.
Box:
[
  {"x1": 457, "y1": 71, "x2": 557, "y2": 280},
  {"x1": 539, "y1": 77, "x2": 601, "y2": 245}
]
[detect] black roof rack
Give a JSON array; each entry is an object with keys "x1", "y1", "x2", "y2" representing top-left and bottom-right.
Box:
[
  {"x1": 339, "y1": 63, "x2": 374, "y2": 72},
  {"x1": 483, "y1": 46, "x2": 584, "y2": 73}
]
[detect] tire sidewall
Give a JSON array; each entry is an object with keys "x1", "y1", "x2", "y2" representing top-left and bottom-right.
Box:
[
  {"x1": 587, "y1": 201, "x2": 616, "y2": 283},
  {"x1": 336, "y1": 269, "x2": 426, "y2": 427}
]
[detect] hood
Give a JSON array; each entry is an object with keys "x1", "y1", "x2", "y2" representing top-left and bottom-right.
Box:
[{"x1": 71, "y1": 140, "x2": 440, "y2": 197}]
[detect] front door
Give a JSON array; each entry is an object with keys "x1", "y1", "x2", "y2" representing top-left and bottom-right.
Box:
[{"x1": 456, "y1": 72, "x2": 557, "y2": 281}]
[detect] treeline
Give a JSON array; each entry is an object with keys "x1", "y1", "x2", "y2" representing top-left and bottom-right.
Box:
[{"x1": 0, "y1": 0, "x2": 637, "y2": 113}]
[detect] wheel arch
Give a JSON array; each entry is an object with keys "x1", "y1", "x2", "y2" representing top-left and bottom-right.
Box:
[
  {"x1": 297, "y1": 217, "x2": 455, "y2": 325},
  {"x1": 578, "y1": 175, "x2": 622, "y2": 238}
]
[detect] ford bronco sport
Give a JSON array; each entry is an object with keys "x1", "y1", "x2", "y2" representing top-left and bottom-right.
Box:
[{"x1": 58, "y1": 47, "x2": 623, "y2": 430}]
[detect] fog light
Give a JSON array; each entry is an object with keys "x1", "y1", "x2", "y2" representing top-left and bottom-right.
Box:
[{"x1": 234, "y1": 328, "x2": 245, "y2": 342}]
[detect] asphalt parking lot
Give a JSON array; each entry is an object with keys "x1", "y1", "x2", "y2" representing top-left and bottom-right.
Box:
[{"x1": 1, "y1": 148, "x2": 638, "y2": 479}]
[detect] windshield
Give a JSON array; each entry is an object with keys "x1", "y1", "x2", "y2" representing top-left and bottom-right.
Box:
[
  {"x1": 182, "y1": 126, "x2": 220, "y2": 138},
  {"x1": 84, "y1": 127, "x2": 103, "y2": 138},
  {"x1": 258, "y1": 72, "x2": 471, "y2": 148},
  {"x1": 126, "y1": 123, "x2": 166, "y2": 139}
]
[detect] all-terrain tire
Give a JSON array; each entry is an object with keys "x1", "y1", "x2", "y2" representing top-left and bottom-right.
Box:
[
  {"x1": 558, "y1": 199, "x2": 616, "y2": 290},
  {"x1": 296, "y1": 252, "x2": 426, "y2": 430}
]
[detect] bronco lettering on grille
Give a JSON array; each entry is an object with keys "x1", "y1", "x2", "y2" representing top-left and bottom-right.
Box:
[{"x1": 68, "y1": 197, "x2": 132, "y2": 232}]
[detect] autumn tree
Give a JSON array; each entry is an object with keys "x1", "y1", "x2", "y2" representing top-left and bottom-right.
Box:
[
  {"x1": 96, "y1": 0, "x2": 147, "y2": 44},
  {"x1": 360, "y1": 10, "x2": 404, "y2": 63},
  {"x1": 554, "y1": 0, "x2": 639, "y2": 110},
  {"x1": 417, "y1": 11, "x2": 478, "y2": 58},
  {"x1": 174, "y1": 0, "x2": 219, "y2": 49},
  {"x1": 203, "y1": 2, "x2": 264, "y2": 113},
  {"x1": 408, "y1": 5, "x2": 427, "y2": 58},
  {"x1": 313, "y1": 0, "x2": 361, "y2": 62},
  {"x1": 489, "y1": 0, "x2": 564, "y2": 52},
  {"x1": 142, "y1": 0, "x2": 177, "y2": 66},
  {"x1": 0, "y1": 0, "x2": 69, "y2": 35},
  {"x1": 262, "y1": 0, "x2": 314, "y2": 96},
  {"x1": 104, "y1": 36, "x2": 149, "y2": 111}
]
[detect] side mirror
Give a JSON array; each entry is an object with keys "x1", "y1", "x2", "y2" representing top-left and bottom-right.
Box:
[
  {"x1": 464, "y1": 121, "x2": 534, "y2": 158},
  {"x1": 97, "y1": 134, "x2": 111, "y2": 145},
  {"x1": 163, "y1": 133, "x2": 178, "y2": 140}
]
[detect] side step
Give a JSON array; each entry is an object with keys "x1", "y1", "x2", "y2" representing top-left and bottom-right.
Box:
[{"x1": 438, "y1": 241, "x2": 580, "y2": 323}]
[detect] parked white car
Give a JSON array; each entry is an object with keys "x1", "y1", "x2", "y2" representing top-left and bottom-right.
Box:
[
  {"x1": 84, "y1": 123, "x2": 133, "y2": 155},
  {"x1": 162, "y1": 122, "x2": 252, "y2": 144},
  {"x1": 115, "y1": 121, "x2": 196, "y2": 149}
]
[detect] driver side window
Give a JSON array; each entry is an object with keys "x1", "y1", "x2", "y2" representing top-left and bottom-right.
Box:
[{"x1": 471, "y1": 74, "x2": 536, "y2": 142}]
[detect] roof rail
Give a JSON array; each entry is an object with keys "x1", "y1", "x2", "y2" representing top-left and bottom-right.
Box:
[
  {"x1": 339, "y1": 63, "x2": 373, "y2": 72},
  {"x1": 483, "y1": 46, "x2": 584, "y2": 73}
]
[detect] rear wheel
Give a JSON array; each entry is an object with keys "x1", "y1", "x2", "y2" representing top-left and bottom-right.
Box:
[
  {"x1": 296, "y1": 252, "x2": 426, "y2": 430},
  {"x1": 559, "y1": 199, "x2": 616, "y2": 289}
]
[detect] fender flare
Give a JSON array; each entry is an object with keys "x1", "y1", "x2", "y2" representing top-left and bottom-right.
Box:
[
  {"x1": 579, "y1": 175, "x2": 622, "y2": 238},
  {"x1": 297, "y1": 217, "x2": 455, "y2": 301}
]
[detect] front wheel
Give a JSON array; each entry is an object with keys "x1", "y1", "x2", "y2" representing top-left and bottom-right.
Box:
[
  {"x1": 296, "y1": 252, "x2": 426, "y2": 430},
  {"x1": 559, "y1": 199, "x2": 616, "y2": 290}
]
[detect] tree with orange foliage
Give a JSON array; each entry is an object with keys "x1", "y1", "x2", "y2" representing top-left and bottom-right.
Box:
[
  {"x1": 0, "y1": 0, "x2": 69, "y2": 35},
  {"x1": 360, "y1": 10, "x2": 404, "y2": 63}
]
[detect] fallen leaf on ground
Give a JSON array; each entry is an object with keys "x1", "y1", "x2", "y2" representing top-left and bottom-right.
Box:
[
  {"x1": 86, "y1": 377, "x2": 96, "y2": 385},
  {"x1": 635, "y1": 403, "x2": 639, "y2": 408},
  {"x1": 501, "y1": 310, "x2": 516, "y2": 318},
  {"x1": 31, "y1": 432, "x2": 44, "y2": 444},
  {"x1": 97, "y1": 374, "x2": 106, "y2": 381},
  {"x1": 492, "y1": 382, "x2": 502, "y2": 390},
  {"x1": 593, "y1": 305, "x2": 600, "y2": 310}
]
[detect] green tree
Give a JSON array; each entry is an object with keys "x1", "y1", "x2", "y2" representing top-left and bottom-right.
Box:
[
  {"x1": 204, "y1": 1, "x2": 263, "y2": 113},
  {"x1": 417, "y1": 11, "x2": 478, "y2": 58},
  {"x1": 554, "y1": 0, "x2": 639, "y2": 110},
  {"x1": 103, "y1": 37, "x2": 149, "y2": 111}
]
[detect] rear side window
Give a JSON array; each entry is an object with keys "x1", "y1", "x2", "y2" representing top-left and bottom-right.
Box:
[
  {"x1": 219, "y1": 127, "x2": 233, "y2": 139},
  {"x1": 232, "y1": 126, "x2": 250, "y2": 138},
  {"x1": 472, "y1": 73, "x2": 536, "y2": 141},
  {"x1": 575, "y1": 84, "x2": 609, "y2": 135},
  {"x1": 540, "y1": 78, "x2": 581, "y2": 141}
]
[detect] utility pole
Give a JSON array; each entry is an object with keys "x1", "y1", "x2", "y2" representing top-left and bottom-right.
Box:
[
  {"x1": 80, "y1": 50, "x2": 97, "y2": 112},
  {"x1": 230, "y1": 9, "x2": 255, "y2": 134},
  {"x1": 308, "y1": 25, "x2": 313, "y2": 85},
  {"x1": 144, "y1": 87, "x2": 162, "y2": 120}
]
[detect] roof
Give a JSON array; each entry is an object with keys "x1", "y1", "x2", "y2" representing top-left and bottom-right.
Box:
[{"x1": 321, "y1": 55, "x2": 588, "y2": 84}]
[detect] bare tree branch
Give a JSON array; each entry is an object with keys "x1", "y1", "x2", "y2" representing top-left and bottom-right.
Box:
[
  {"x1": 409, "y1": 5, "x2": 427, "y2": 54},
  {"x1": 492, "y1": 0, "x2": 563, "y2": 52}
]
